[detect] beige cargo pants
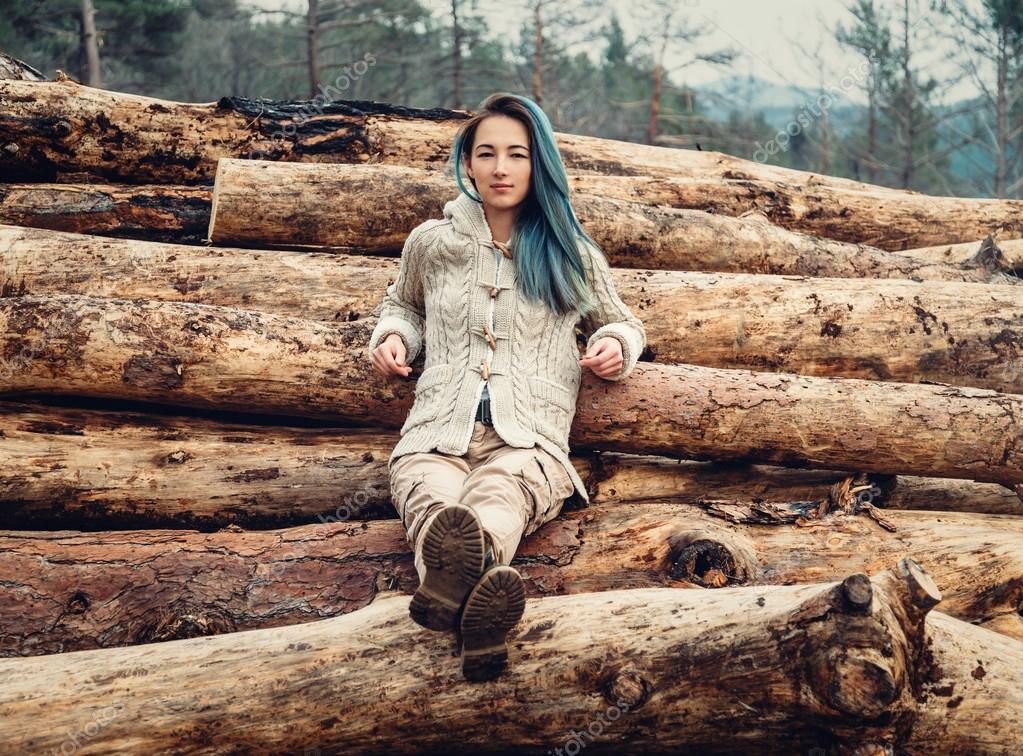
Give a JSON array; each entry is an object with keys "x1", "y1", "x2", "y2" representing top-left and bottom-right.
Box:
[{"x1": 389, "y1": 420, "x2": 576, "y2": 582}]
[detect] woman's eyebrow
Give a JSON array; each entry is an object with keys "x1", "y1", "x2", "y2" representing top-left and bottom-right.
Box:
[{"x1": 475, "y1": 143, "x2": 530, "y2": 150}]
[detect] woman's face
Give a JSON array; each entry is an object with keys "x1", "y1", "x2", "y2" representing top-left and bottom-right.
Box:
[{"x1": 465, "y1": 114, "x2": 532, "y2": 211}]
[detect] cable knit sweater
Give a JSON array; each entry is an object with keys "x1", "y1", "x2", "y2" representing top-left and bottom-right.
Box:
[{"x1": 366, "y1": 191, "x2": 646, "y2": 505}]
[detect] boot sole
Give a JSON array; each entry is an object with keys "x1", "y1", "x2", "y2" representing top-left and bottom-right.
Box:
[
  {"x1": 409, "y1": 504, "x2": 486, "y2": 631},
  {"x1": 459, "y1": 565, "x2": 526, "y2": 682}
]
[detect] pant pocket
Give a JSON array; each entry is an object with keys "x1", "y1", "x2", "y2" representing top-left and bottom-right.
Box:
[{"x1": 518, "y1": 451, "x2": 573, "y2": 531}]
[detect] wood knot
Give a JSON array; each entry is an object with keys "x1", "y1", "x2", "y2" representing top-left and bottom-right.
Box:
[
  {"x1": 602, "y1": 668, "x2": 651, "y2": 711},
  {"x1": 53, "y1": 119, "x2": 73, "y2": 138},
  {"x1": 669, "y1": 538, "x2": 743, "y2": 587},
  {"x1": 134, "y1": 606, "x2": 236, "y2": 643},
  {"x1": 66, "y1": 590, "x2": 91, "y2": 614},
  {"x1": 809, "y1": 647, "x2": 899, "y2": 719}
]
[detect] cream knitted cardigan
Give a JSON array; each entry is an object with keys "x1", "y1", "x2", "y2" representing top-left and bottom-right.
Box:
[{"x1": 367, "y1": 191, "x2": 646, "y2": 505}]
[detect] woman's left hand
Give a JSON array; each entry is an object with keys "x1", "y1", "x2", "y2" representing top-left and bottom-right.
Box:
[{"x1": 579, "y1": 337, "x2": 623, "y2": 380}]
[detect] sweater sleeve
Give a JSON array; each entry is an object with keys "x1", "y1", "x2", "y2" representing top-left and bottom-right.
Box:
[
  {"x1": 579, "y1": 238, "x2": 646, "y2": 382},
  {"x1": 367, "y1": 225, "x2": 427, "y2": 364}
]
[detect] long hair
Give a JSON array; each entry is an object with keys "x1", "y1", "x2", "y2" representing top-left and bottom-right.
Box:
[{"x1": 447, "y1": 92, "x2": 599, "y2": 319}]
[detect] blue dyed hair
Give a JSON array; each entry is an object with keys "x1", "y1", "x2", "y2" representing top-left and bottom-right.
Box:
[{"x1": 446, "y1": 92, "x2": 599, "y2": 319}]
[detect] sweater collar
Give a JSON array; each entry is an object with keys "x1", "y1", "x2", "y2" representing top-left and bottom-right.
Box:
[{"x1": 444, "y1": 190, "x2": 495, "y2": 245}]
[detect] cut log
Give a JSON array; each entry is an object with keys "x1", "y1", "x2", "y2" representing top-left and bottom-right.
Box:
[
  {"x1": 2, "y1": 562, "x2": 1015, "y2": 753},
  {"x1": 0, "y1": 400, "x2": 411, "y2": 530},
  {"x1": 593, "y1": 454, "x2": 1023, "y2": 515},
  {"x1": 207, "y1": 160, "x2": 1018, "y2": 283},
  {"x1": 3, "y1": 401, "x2": 1018, "y2": 534},
  {"x1": 5, "y1": 80, "x2": 1023, "y2": 249},
  {"x1": 565, "y1": 173, "x2": 1023, "y2": 251},
  {"x1": 618, "y1": 268, "x2": 1023, "y2": 393},
  {"x1": 7, "y1": 224, "x2": 1023, "y2": 391},
  {"x1": 1, "y1": 402, "x2": 1018, "y2": 534},
  {"x1": 0, "y1": 78, "x2": 917, "y2": 196},
  {"x1": 2, "y1": 501, "x2": 1020, "y2": 657},
  {"x1": 2, "y1": 295, "x2": 1021, "y2": 491},
  {"x1": 0, "y1": 79, "x2": 468, "y2": 183},
  {"x1": 4, "y1": 168, "x2": 1008, "y2": 284},
  {"x1": 0, "y1": 53, "x2": 45, "y2": 81},
  {"x1": 912, "y1": 611, "x2": 1023, "y2": 753},
  {"x1": 0, "y1": 293, "x2": 400, "y2": 424},
  {"x1": 903, "y1": 234, "x2": 1023, "y2": 272},
  {"x1": 0, "y1": 224, "x2": 386, "y2": 323},
  {"x1": 575, "y1": 363, "x2": 1023, "y2": 492},
  {"x1": 0, "y1": 183, "x2": 211, "y2": 243},
  {"x1": 860, "y1": 473, "x2": 1023, "y2": 514}
]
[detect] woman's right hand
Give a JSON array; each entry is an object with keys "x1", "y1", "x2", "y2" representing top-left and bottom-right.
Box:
[{"x1": 371, "y1": 333, "x2": 413, "y2": 378}]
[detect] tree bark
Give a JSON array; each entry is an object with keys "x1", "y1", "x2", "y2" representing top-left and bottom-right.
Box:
[
  {"x1": 911, "y1": 611, "x2": 1023, "y2": 753},
  {"x1": 7, "y1": 169, "x2": 999, "y2": 286},
  {"x1": 0, "y1": 79, "x2": 470, "y2": 183},
  {"x1": 617, "y1": 268, "x2": 1023, "y2": 393},
  {"x1": 0, "y1": 223, "x2": 385, "y2": 323},
  {"x1": 2, "y1": 295, "x2": 1022, "y2": 491},
  {"x1": 306, "y1": 0, "x2": 321, "y2": 99},
  {"x1": 0, "y1": 183, "x2": 211, "y2": 243},
  {"x1": 0, "y1": 294, "x2": 401, "y2": 424},
  {"x1": 207, "y1": 160, "x2": 1018, "y2": 283},
  {"x1": 80, "y1": 0, "x2": 102, "y2": 89},
  {"x1": 573, "y1": 363, "x2": 1023, "y2": 492},
  {"x1": 2, "y1": 500, "x2": 1020, "y2": 657},
  {"x1": 1, "y1": 401, "x2": 1018, "y2": 534},
  {"x1": 564, "y1": 172, "x2": 1023, "y2": 252},
  {"x1": 591, "y1": 455, "x2": 1023, "y2": 516},
  {"x1": 7, "y1": 224, "x2": 1023, "y2": 392},
  {"x1": 0, "y1": 400, "x2": 406, "y2": 530},
  {"x1": 0, "y1": 78, "x2": 888, "y2": 191},
  {"x1": 3, "y1": 562, "x2": 1014, "y2": 754},
  {"x1": 5, "y1": 80, "x2": 1023, "y2": 249}
]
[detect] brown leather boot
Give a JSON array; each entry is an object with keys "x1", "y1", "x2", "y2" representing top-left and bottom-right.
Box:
[
  {"x1": 458, "y1": 562, "x2": 526, "y2": 682},
  {"x1": 409, "y1": 503, "x2": 486, "y2": 631}
]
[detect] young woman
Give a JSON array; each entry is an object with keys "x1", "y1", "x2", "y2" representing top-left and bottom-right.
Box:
[{"x1": 368, "y1": 92, "x2": 645, "y2": 682}]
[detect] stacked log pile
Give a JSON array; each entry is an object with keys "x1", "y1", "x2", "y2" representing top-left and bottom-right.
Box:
[{"x1": 1, "y1": 74, "x2": 1022, "y2": 754}]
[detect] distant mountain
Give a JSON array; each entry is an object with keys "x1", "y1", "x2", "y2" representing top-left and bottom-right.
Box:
[
  {"x1": 686, "y1": 75, "x2": 998, "y2": 196},
  {"x1": 690, "y1": 73, "x2": 864, "y2": 128}
]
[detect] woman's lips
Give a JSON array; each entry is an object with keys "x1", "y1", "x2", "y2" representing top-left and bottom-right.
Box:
[{"x1": 492, "y1": 185, "x2": 513, "y2": 192}]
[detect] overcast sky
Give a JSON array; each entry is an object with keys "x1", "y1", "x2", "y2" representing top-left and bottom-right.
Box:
[{"x1": 264, "y1": 0, "x2": 973, "y2": 104}]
